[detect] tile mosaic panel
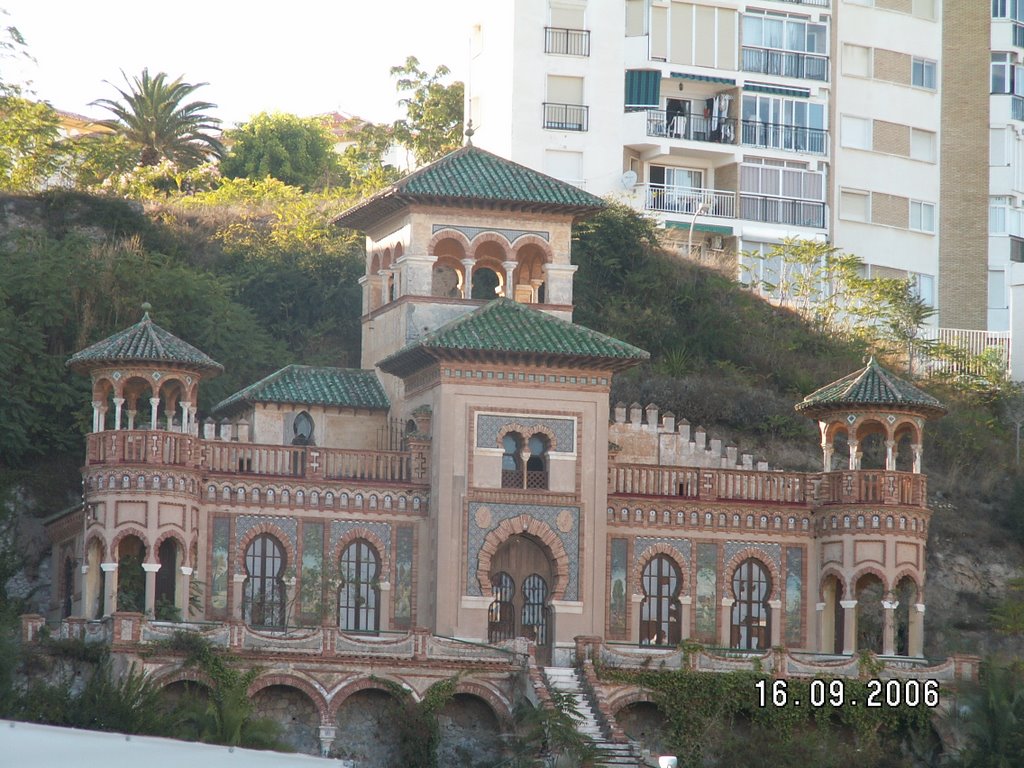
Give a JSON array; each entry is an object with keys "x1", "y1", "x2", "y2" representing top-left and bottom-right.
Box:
[
  {"x1": 476, "y1": 414, "x2": 575, "y2": 453},
  {"x1": 432, "y1": 223, "x2": 550, "y2": 243}
]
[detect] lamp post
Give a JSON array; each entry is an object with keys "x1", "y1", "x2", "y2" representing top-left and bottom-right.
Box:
[{"x1": 687, "y1": 198, "x2": 711, "y2": 260}]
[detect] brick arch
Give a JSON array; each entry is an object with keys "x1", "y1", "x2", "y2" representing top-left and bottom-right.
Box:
[
  {"x1": 851, "y1": 566, "x2": 890, "y2": 594},
  {"x1": 511, "y1": 234, "x2": 553, "y2": 261},
  {"x1": 84, "y1": 532, "x2": 108, "y2": 561},
  {"x1": 327, "y1": 675, "x2": 415, "y2": 720},
  {"x1": 631, "y1": 543, "x2": 689, "y2": 597},
  {"x1": 451, "y1": 680, "x2": 514, "y2": 728},
  {"x1": 91, "y1": 375, "x2": 118, "y2": 401},
  {"x1": 891, "y1": 570, "x2": 923, "y2": 602},
  {"x1": 248, "y1": 673, "x2": 329, "y2": 723},
  {"x1": 818, "y1": 567, "x2": 848, "y2": 601},
  {"x1": 152, "y1": 530, "x2": 189, "y2": 566},
  {"x1": 722, "y1": 547, "x2": 782, "y2": 602},
  {"x1": 110, "y1": 526, "x2": 150, "y2": 559},
  {"x1": 151, "y1": 666, "x2": 214, "y2": 691},
  {"x1": 468, "y1": 230, "x2": 514, "y2": 257},
  {"x1": 495, "y1": 422, "x2": 559, "y2": 452},
  {"x1": 607, "y1": 688, "x2": 661, "y2": 716},
  {"x1": 235, "y1": 522, "x2": 297, "y2": 573},
  {"x1": 331, "y1": 526, "x2": 392, "y2": 578},
  {"x1": 428, "y1": 228, "x2": 472, "y2": 255},
  {"x1": 476, "y1": 515, "x2": 570, "y2": 600}
]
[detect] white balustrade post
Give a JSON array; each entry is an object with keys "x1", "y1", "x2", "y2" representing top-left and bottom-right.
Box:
[
  {"x1": 112, "y1": 397, "x2": 125, "y2": 430},
  {"x1": 149, "y1": 397, "x2": 160, "y2": 430}
]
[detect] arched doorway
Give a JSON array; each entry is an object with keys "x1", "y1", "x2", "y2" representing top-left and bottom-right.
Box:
[
  {"x1": 436, "y1": 694, "x2": 504, "y2": 767},
  {"x1": 243, "y1": 534, "x2": 286, "y2": 628},
  {"x1": 821, "y1": 574, "x2": 845, "y2": 654},
  {"x1": 640, "y1": 555, "x2": 682, "y2": 646},
  {"x1": 855, "y1": 573, "x2": 885, "y2": 653},
  {"x1": 338, "y1": 538, "x2": 381, "y2": 634},
  {"x1": 894, "y1": 576, "x2": 917, "y2": 656},
  {"x1": 116, "y1": 535, "x2": 146, "y2": 613},
  {"x1": 155, "y1": 538, "x2": 180, "y2": 620},
  {"x1": 488, "y1": 534, "x2": 554, "y2": 664},
  {"x1": 730, "y1": 558, "x2": 772, "y2": 650}
]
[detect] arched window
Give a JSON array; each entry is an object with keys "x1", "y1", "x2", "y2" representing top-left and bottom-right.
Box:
[
  {"x1": 730, "y1": 558, "x2": 771, "y2": 650},
  {"x1": 488, "y1": 572, "x2": 516, "y2": 643},
  {"x1": 521, "y1": 573, "x2": 550, "y2": 646},
  {"x1": 501, "y1": 433, "x2": 524, "y2": 488},
  {"x1": 526, "y1": 434, "x2": 549, "y2": 489},
  {"x1": 292, "y1": 411, "x2": 315, "y2": 446},
  {"x1": 338, "y1": 539, "x2": 380, "y2": 633},
  {"x1": 640, "y1": 555, "x2": 682, "y2": 647},
  {"x1": 243, "y1": 534, "x2": 286, "y2": 628}
]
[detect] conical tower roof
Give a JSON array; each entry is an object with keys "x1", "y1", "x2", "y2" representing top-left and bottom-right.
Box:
[
  {"x1": 795, "y1": 357, "x2": 945, "y2": 419},
  {"x1": 67, "y1": 309, "x2": 223, "y2": 375}
]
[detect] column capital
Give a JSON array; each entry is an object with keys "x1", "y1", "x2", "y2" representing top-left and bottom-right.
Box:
[
  {"x1": 839, "y1": 599, "x2": 858, "y2": 609},
  {"x1": 180, "y1": 566, "x2": 194, "y2": 576},
  {"x1": 815, "y1": 602, "x2": 826, "y2": 611},
  {"x1": 914, "y1": 603, "x2": 926, "y2": 613},
  {"x1": 721, "y1": 597, "x2": 735, "y2": 607},
  {"x1": 141, "y1": 563, "x2": 161, "y2": 573},
  {"x1": 881, "y1": 600, "x2": 899, "y2": 610},
  {"x1": 100, "y1": 562, "x2": 118, "y2": 573},
  {"x1": 768, "y1": 599, "x2": 782, "y2": 609}
]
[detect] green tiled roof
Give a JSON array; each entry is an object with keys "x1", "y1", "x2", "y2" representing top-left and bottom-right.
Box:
[
  {"x1": 214, "y1": 365, "x2": 389, "y2": 416},
  {"x1": 795, "y1": 357, "x2": 946, "y2": 418},
  {"x1": 378, "y1": 299, "x2": 649, "y2": 376},
  {"x1": 335, "y1": 145, "x2": 605, "y2": 230},
  {"x1": 67, "y1": 312, "x2": 223, "y2": 374}
]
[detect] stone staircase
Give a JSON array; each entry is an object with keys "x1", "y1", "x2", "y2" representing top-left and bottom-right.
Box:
[{"x1": 542, "y1": 666, "x2": 643, "y2": 768}]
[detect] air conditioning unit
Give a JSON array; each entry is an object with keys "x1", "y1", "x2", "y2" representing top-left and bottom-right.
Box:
[{"x1": 710, "y1": 235, "x2": 725, "y2": 251}]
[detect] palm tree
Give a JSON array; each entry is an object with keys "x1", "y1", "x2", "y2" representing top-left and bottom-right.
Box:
[{"x1": 92, "y1": 68, "x2": 224, "y2": 167}]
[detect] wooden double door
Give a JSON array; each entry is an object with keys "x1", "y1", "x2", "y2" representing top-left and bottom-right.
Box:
[{"x1": 487, "y1": 534, "x2": 554, "y2": 665}]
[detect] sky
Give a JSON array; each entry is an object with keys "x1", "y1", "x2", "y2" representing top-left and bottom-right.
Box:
[{"x1": 2, "y1": 1, "x2": 474, "y2": 128}]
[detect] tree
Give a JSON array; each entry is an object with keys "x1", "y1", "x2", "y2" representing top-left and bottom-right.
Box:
[
  {"x1": 338, "y1": 119, "x2": 401, "y2": 193},
  {"x1": 92, "y1": 68, "x2": 223, "y2": 167},
  {"x1": 220, "y1": 112, "x2": 340, "y2": 191},
  {"x1": 391, "y1": 56, "x2": 464, "y2": 165},
  {"x1": 0, "y1": 93, "x2": 65, "y2": 190}
]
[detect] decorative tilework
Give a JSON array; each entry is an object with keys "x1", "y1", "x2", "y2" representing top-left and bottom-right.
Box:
[
  {"x1": 476, "y1": 414, "x2": 575, "y2": 453},
  {"x1": 635, "y1": 537, "x2": 692, "y2": 564},
  {"x1": 432, "y1": 223, "x2": 550, "y2": 243},
  {"x1": 237, "y1": 515, "x2": 297, "y2": 552},
  {"x1": 466, "y1": 502, "x2": 580, "y2": 600},
  {"x1": 329, "y1": 521, "x2": 393, "y2": 560},
  {"x1": 724, "y1": 541, "x2": 781, "y2": 572}
]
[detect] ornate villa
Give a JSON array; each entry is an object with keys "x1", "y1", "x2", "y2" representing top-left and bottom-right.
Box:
[{"x1": 34, "y1": 146, "x2": 975, "y2": 762}]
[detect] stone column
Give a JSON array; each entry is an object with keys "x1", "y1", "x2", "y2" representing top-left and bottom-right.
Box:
[
  {"x1": 543, "y1": 263, "x2": 579, "y2": 306},
  {"x1": 912, "y1": 445, "x2": 923, "y2": 474},
  {"x1": 720, "y1": 597, "x2": 735, "y2": 647},
  {"x1": 768, "y1": 599, "x2": 782, "y2": 647},
  {"x1": 142, "y1": 562, "x2": 160, "y2": 616},
  {"x1": 113, "y1": 397, "x2": 125, "y2": 430},
  {"x1": 460, "y1": 258, "x2": 475, "y2": 299},
  {"x1": 530, "y1": 278, "x2": 544, "y2": 303},
  {"x1": 92, "y1": 401, "x2": 103, "y2": 433},
  {"x1": 232, "y1": 573, "x2": 246, "y2": 621},
  {"x1": 848, "y1": 440, "x2": 859, "y2": 470},
  {"x1": 882, "y1": 599, "x2": 898, "y2": 655},
  {"x1": 821, "y1": 443, "x2": 833, "y2": 472},
  {"x1": 840, "y1": 599, "x2": 858, "y2": 654},
  {"x1": 679, "y1": 595, "x2": 692, "y2": 640},
  {"x1": 379, "y1": 581, "x2": 392, "y2": 632},
  {"x1": 318, "y1": 725, "x2": 337, "y2": 758},
  {"x1": 149, "y1": 397, "x2": 160, "y2": 430},
  {"x1": 501, "y1": 260, "x2": 518, "y2": 299},
  {"x1": 100, "y1": 562, "x2": 118, "y2": 615},
  {"x1": 815, "y1": 602, "x2": 828, "y2": 652},
  {"x1": 885, "y1": 440, "x2": 896, "y2": 471},
  {"x1": 180, "y1": 402, "x2": 192, "y2": 434},
  {"x1": 630, "y1": 593, "x2": 644, "y2": 645},
  {"x1": 180, "y1": 566, "x2": 194, "y2": 617},
  {"x1": 909, "y1": 603, "x2": 925, "y2": 657},
  {"x1": 126, "y1": 410, "x2": 137, "y2": 430},
  {"x1": 97, "y1": 406, "x2": 108, "y2": 433}
]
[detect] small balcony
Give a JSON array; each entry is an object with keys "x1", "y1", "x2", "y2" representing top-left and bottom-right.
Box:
[
  {"x1": 543, "y1": 102, "x2": 589, "y2": 131},
  {"x1": 739, "y1": 193, "x2": 826, "y2": 228},
  {"x1": 773, "y1": 0, "x2": 829, "y2": 5},
  {"x1": 740, "y1": 120, "x2": 827, "y2": 155},
  {"x1": 643, "y1": 184, "x2": 736, "y2": 218},
  {"x1": 818, "y1": 471, "x2": 927, "y2": 508},
  {"x1": 741, "y1": 46, "x2": 829, "y2": 82},
  {"x1": 645, "y1": 109, "x2": 737, "y2": 145},
  {"x1": 544, "y1": 26, "x2": 590, "y2": 56}
]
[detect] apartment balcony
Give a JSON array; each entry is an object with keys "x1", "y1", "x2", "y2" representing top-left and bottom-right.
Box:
[
  {"x1": 740, "y1": 120, "x2": 827, "y2": 155},
  {"x1": 772, "y1": 0, "x2": 829, "y2": 5},
  {"x1": 544, "y1": 26, "x2": 590, "y2": 56},
  {"x1": 741, "y1": 46, "x2": 829, "y2": 82},
  {"x1": 645, "y1": 109, "x2": 737, "y2": 145},
  {"x1": 643, "y1": 183, "x2": 736, "y2": 218},
  {"x1": 543, "y1": 102, "x2": 589, "y2": 131},
  {"x1": 739, "y1": 193, "x2": 826, "y2": 228}
]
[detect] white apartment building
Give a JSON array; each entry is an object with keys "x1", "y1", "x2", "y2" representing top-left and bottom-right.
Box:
[{"x1": 469, "y1": 1, "x2": 1013, "y2": 361}]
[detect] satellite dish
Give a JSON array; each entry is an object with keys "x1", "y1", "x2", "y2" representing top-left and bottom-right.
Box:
[{"x1": 620, "y1": 170, "x2": 638, "y2": 189}]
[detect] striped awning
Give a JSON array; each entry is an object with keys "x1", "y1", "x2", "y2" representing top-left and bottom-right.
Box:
[
  {"x1": 744, "y1": 82, "x2": 811, "y2": 99},
  {"x1": 670, "y1": 71, "x2": 736, "y2": 85}
]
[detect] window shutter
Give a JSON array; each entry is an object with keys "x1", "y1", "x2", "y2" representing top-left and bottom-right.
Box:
[{"x1": 625, "y1": 70, "x2": 660, "y2": 109}]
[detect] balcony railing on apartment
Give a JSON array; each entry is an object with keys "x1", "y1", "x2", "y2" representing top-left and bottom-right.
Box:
[
  {"x1": 741, "y1": 46, "x2": 829, "y2": 82},
  {"x1": 739, "y1": 193, "x2": 826, "y2": 228},
  {"x1": 774, "y1": 0, "x2": 829, "y2": 5},
  {"x1": 741, "y1": 120, "x2": 827, "y2": 155},
  {"x1": 917, "y1": 327, "x2": 1012, "y2": 379},
  {"x1": 645, "y1": 109, "x2": 737, "y2": 144},
  {"x1": 543, "y1": 102, "x2": 589, "y2": 131},
  {"x1": 644, "y1": 184, "x2": 736, "y2": 218},
  {"x1": 544, "y1": 26, "x2": 590, "y2": 56}
]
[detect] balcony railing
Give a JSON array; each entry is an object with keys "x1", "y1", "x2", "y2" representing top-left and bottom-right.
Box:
[
  {"x1": 85, "y1": 431, "x2": 421, "y2": 485},
  {"x1": 739, "y1": 193, "x2": 826, "y2": 228},
  {"x1": 645, "y1": 109, "x2": 737, "y2": 145},
  {"x1": 741, "y1": 46, "x2": 829, "y2": 82},
  {"x1": 644, "y1": 184, "x2": 736, "y2": 218},
  {"x1": 774, "y1": 0, "x2": 829, "y2": 5},
  {"x1": 741, "y1": 120, "x2": 828, "y2": 155},
  {"x1": 819, "y1": 471, "x2": 926, "y2": 507},
  {"x1": 543, "y1": 102, "x2": 589, "y2": 131},
  {"x1": 609, "y1": 464, "x2": 807, "y2": 505},
  {"x1": 545, "y1": 26, "x2": 590, "y2": 56}
]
